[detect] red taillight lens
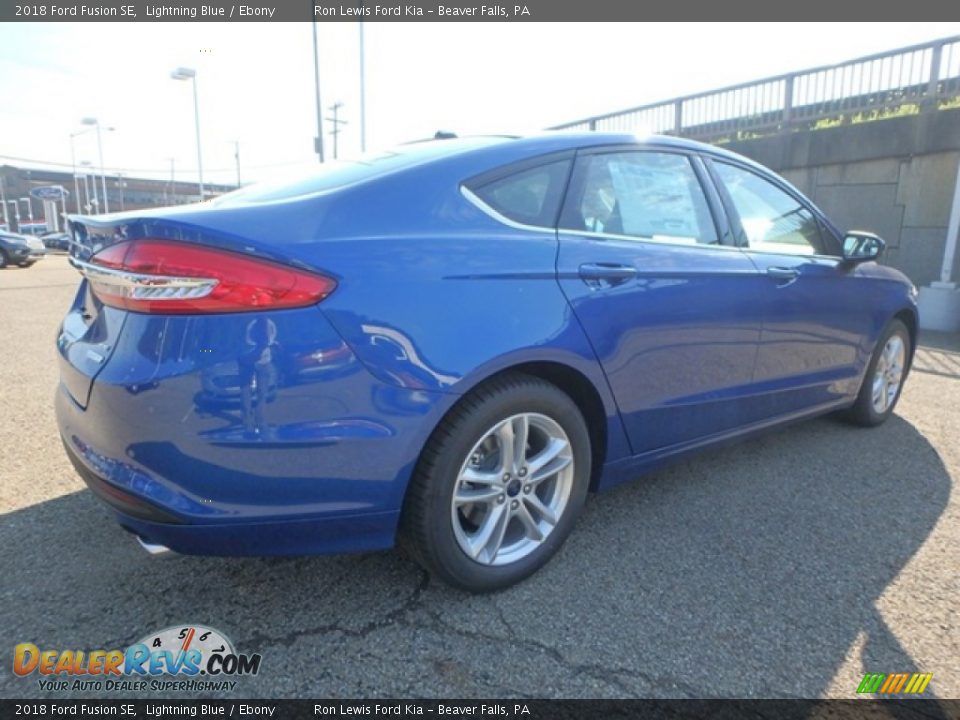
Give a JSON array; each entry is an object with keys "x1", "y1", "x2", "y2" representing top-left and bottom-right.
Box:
[{"x1": 79, "y1": 240, "x2": 336, "y2": 314}]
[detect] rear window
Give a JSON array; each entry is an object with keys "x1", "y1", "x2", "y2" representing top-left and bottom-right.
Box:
[
  {"x1": 213, "y1": 137, "x2": 507, "y2": 206},
  {"x1": 467, "y1": 159, "x2": 571, "y2": 228}
]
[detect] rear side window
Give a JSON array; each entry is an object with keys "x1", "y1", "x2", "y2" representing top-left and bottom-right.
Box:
[
  {"x1": 560, "y1": 151, "x2": 719, "y2": 245},
  {"x1": 467, "y1": 160, "x2": 571, "y2": 227}
]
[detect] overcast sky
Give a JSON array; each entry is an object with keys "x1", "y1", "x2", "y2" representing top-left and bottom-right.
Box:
[{"x1": 0, "y1": 22, "x2": 957, "y2": 186}]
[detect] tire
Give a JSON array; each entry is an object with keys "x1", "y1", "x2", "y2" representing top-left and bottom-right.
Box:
[
  {"x1": 17, "y1": 261, "x2": 34, "y2": 268},
  {"x1": 843, "y1": 318, "x2": 911, "y2": 427},
  {"x1": 0, "y1": 251, "x2": 7, "y2": 269},
  {"x1": 401, "y1": 373, "x2": 591, "y2": 592}
]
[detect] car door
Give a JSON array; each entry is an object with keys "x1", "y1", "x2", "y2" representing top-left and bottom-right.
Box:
[
  {"x1": 706, "y1": 158, "x2": 871, "y2": 417},
  {"x1": 556, "y1": 147, "x2": 768, "y2": 456}
]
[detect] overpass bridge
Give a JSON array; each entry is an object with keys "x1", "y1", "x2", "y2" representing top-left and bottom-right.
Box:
[{"x1": 553, "y1": 36, "x2": 960, "y2": 331}]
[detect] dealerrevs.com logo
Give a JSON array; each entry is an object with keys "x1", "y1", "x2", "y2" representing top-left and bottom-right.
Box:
[{"x1": 13, "y1": 625, "x2": 262, "y2": 693}]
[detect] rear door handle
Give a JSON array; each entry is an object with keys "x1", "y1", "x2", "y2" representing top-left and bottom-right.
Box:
[
  {"x1": 578, "y1": 263, "x2": 638, "y2": 282},
  {"x1": 767, "y1": 266, "x2": 799, "y2": 281}
]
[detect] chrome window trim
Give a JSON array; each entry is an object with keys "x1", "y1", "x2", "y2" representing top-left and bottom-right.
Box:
[
  {"x1": 743, "y1": 247, "x2": 843, "y2": 262},
  {"x1": 558, "y1": 228, "x2": 746, "y2": 252},
  {"x1": 462, "y1": 185, "x2": 739, "y2": 252}
]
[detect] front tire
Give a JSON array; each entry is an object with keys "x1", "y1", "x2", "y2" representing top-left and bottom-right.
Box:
[
  {"x1": 0, "y1": 251, "x2": 8, "y2": 269},
  {"x1": 844, "y1": 318, "x2": 911, "y2": 427},
  {"x1": 401, "y1": 373, "x2": 591, "y2": 592}
]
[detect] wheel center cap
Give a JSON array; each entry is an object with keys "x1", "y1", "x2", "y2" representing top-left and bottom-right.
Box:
[{"x1": 506, "y1": 479, "x2": 522, "y2": 497}]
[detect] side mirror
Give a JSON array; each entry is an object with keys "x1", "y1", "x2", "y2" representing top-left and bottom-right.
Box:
[{"x1": 842, "y1": 231, "x2": 885, "y2": 263}]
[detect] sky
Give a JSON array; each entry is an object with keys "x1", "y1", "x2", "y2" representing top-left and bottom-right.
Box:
[{"x1": 0, "y1": 22, "x2": 958, "y2": 187}]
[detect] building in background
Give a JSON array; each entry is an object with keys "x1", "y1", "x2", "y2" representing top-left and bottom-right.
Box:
[{"x1": 0, "y1": 165, "x2": 235, "y2": 234}]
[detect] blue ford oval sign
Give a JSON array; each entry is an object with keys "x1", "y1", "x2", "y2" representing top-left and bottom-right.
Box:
[{"x1": 30, "y1": 185, "x2": 68, "y2": 201}]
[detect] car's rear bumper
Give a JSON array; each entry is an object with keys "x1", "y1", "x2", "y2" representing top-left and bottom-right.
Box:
[
  {"x1": 55, "y1": 304, "x2": 457, "y2": 556},
  {"x1": 63, "y1": 435, "x2": 400, "y2": 555}
]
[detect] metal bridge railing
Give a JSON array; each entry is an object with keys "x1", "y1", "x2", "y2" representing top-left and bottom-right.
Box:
[{"x1": 551, "y1": 36, "x2": 960, "y2": 142}]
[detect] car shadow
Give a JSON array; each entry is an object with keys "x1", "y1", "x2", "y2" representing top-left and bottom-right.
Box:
[
  {"x1": 0, "y1": 414, "x2": 952, "y2": 702},
  {"x1": 913, "y1": 331, "x2": 960, "y2": 381}
]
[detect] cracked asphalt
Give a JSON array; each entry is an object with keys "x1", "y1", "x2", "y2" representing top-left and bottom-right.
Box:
[{"x1": 1, "y1": 255, "x2": 958, "y2": 699}]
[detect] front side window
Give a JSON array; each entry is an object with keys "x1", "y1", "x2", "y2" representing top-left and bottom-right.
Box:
[
  {"x1": 714, "y1": 162, "x2": 822, "y2": 255},
  {"x1": 469, "y1": 160, "x2": 571, "y2": 227},
  {"x1": 561, "y1": 151, "x2": 719, "y2": 245}
]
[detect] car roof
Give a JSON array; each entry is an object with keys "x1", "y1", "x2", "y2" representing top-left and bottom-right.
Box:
[{"x1": 475, "y1": 131, "x2": 761, "y2": 167}]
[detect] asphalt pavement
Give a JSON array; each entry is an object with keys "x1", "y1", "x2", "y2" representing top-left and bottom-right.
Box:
[{"x1": 1, "y1": 255, "x2": 958, "y2": 699}]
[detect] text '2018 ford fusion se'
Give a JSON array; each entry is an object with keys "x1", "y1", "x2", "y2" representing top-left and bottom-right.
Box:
[{"x1": 57, "y1": 133, "x2": 917, "y2": 592}]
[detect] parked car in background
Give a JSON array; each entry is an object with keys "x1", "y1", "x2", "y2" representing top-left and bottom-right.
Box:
[
  {"x1": 41, "y1": 232, "x2": 72, "y2": 251},
  {"x1": 57, "y1": 133, "x2": 917, "y2": 592},
  {"x1": 0, "y1": 230, "x2": 46, "y2": 268},
  {"x1": 17, "y1": 222, "x2": 48, "y2": 236}
]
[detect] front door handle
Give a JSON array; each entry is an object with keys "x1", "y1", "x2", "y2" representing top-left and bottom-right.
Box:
[
  {"x1": 579, "y1": 263, "x2": 638, "y2": 283},
  {"x1": 767, "y1": 266, "x2": 799, "y2": 282}
]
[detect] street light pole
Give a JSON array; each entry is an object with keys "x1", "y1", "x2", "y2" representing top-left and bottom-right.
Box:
[
  {"x1": 233, "y1": 140, "x2": 241, "y2": 186},
  {"x1": 359, "y1": 19, "x2": 367, "y2": 152},
  {"x1": 80, "y1": 161, "x2": 99, "y2": 213},
  {"x1": 168, "y1": 158, "x2": 176, "y2": 204},
  {"x1": 312, "y1": 20, "x2": 325, "y2": 162},
  {"x1": 171, "y1": 67, "x2": 205, "y2": 201},
  {"x1": 82, "y1": 118, "x2": 109, "y2": 213},
  {"x1": 69, "y1": 133, "x2": 82, "y2": 214}
]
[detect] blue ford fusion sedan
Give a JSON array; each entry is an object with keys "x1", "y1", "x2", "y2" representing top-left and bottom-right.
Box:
[{"x1": 57, "y1": 133, "x2": 917, "y2": 591}]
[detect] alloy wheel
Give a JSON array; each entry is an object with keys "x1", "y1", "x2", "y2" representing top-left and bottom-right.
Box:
[
  {"x1": 450, "y1": 412, "x2": 574, "y2": 566},
  {"x1": 871, "y1": 334, "x2": 905, "y2": 414}
]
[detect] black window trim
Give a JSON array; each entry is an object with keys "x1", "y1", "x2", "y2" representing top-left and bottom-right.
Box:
[
  {"x1": 461, "y1": 150, "x2": 576, "y2": 232},
  {"x1": 701, "y1": 154, "x2": 843, "y2": 259},
  {"x1": 557, "y1": 144, "x2": 738, "y2": 251}
]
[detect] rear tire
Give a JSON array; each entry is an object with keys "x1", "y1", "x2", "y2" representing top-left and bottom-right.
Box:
[
  {"x1": 0, "y1": 251, "x2": 7, "y2": 269},
  {"x1": 401, "y1": 373, "x2": 591, "y2": 592},
  {"x1": 843, "y1": 318, "x2": 911, "y2": 427}
]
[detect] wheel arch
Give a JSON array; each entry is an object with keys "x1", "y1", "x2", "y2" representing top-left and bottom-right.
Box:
[
  {"x1": 504, "y1": 361, "x2": 609, "y2": 492},
  {"x1": 407, "y1": 357, "x2": 625, "y2": 504}
]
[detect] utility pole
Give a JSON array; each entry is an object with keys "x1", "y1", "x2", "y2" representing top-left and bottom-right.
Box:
[
  {"x1": 326, "y1": 102, "x2": 347, "y2": 160},
  {"x1": 233, "y1": 141, "x2": 241, "y2": 187},
  {"x1": 167, "y1": 158, "x2": 176, "y2": 204}
]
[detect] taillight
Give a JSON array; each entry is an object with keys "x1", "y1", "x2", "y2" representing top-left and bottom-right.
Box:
[{"x1": 71, "y1": 240, "x2": 336, "y2": 314}]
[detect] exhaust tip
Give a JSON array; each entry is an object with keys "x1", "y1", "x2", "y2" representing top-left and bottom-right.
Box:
[{"x1": 137, "y1": 536, "x2": 173, "y2": 557}]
